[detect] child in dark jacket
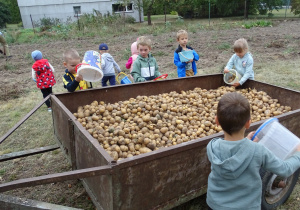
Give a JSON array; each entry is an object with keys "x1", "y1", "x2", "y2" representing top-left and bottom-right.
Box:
[
  {"x1": 174, "y1": 30, "x2": 199, "y2": 77},
  {"x1": 62, "y1": 49, "x2": 92, "y2": 92},
  {"x1": 31, "y1": 50, "x2": 56, "y2": 112}
]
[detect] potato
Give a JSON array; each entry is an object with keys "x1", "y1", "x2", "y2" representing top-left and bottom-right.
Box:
[
  {"x1": 139, "y1": 147, "x2": 152, "y2": 154},
  {"x1": 110, "y1": 151, "x2": 118, "y2": 161},
  {"x1": 76, "y1": 85, "x2": 294, "y2": 161}
]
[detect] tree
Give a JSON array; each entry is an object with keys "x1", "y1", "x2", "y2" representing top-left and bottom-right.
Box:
[
  {"x1": 215, "y1": 0, "x2": 244, "y2": 16},
  {"x1": 0, "y1": 2, "x2": 11, "y2": 28},
  {"x1": 133, "y1": 0, "x2": 143, "y2": 23},
  {"x1": 291, "y1": 0, "x2": 300, "y2": 15},
  {"x1": 143, "y1": 0, "x2": 156, "y2": 25},
  {"x1": 0, "y1": 0, "x2": 21, "y2": 24}
]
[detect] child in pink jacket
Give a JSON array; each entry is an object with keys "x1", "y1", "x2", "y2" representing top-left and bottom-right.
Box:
[{"x1": 125, "y1": 40, "x2": 139, "y2": 78}]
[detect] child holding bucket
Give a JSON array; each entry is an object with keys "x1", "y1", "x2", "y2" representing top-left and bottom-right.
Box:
[
  {"x1": 62, "y1": 49, "x2": 92, "y2": 92},
  {"x1": 224, "y1": 38, "x2": 254, "y2": 87},
  {"x1": 131, "y1": 36, "x2": 161, "y2": 83},
  {"x1": 31, "y1": 50, "x2": 56, "y2": 112},
  {"x1": 99, "y1": 43, "x2": 121, "y2": 86},
  {"x1": 174, "y1": 30, "x2": 199, "y2": 78},
  {"x1": 206, "y1": 92, "x2": 300, "y2": 210}
]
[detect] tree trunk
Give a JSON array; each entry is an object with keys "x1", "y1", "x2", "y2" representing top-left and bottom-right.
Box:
[
  {"x1": 164, "y1": 3, "x2": 167, "y2": 24},
  {"x1": 244, "y1": 0, "x2": 249, "y2": 19},
  {"x1": 147, "y1": 12, "x2": 152, "y2": 25},
  {"x1": 147, "y1": 0, "x2": 155, "y2": 25},
  {"x1": 138, "y1": 0, "x2": 142, "y2": 23}
]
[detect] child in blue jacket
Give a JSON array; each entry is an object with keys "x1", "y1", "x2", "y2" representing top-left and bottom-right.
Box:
[
  {"x1": 174, "y1": 30, "x2": 199, "y2": 77},
  {"x1": 206, "y1": 92, "x2": 300, "y2": 210}
]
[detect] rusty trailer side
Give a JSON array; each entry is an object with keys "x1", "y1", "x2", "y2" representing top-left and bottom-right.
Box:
[{"x1": 51, "y1": 74, "x2": 300, "y2": 210}]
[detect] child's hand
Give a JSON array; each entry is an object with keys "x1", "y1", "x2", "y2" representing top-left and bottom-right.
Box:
[
  {"x1": 186, "y1": 59, "x2": 193, "y2": 63},
  {"x1": 296, "y1": 144, "x2": 300, "y2": 152},
  {"x1": 247, "y1": 131, "x2": 259, "y2": 142},
  {"x1": 232, "y1": 82, "x2": 240, "y2": 87},
  {"x1": 75, "y1": 74, "x2": 83, "y2": 82},
  {"x1": 224, "y1": 68, "x2": 229, "y2": 73}
]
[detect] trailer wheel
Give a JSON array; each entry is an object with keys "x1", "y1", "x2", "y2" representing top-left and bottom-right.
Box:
[{"x1": 261, "y1": 168, "x2": 300, "y2": 210}]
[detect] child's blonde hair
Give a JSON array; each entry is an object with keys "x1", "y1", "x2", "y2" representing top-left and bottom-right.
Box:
[
  {"x1": 233, "y1": 38, "x2": 249, "y2": 53},
  {"x1": 137, "y1": 36, "x2": 151, "y2": 49},
  {"x1": 63, "y1": 49, "x2": 80, "y2": 62},
  {"x1": 176, "y1": 30, "x2": 188, "y2": 40}
]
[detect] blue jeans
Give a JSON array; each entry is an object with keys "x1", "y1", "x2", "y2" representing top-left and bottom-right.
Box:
[{"x1": 102, "y1": 75, "x2": 116, "y2": 86}]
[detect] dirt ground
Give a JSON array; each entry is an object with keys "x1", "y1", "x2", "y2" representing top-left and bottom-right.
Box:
[{"x1": 1, "y1": 19, "x2": 300, "y2": 209}]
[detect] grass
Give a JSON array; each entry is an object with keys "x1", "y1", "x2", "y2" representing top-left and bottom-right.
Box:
[
  {"x1": 0, "y1": 92, "x2": 56, "y2": 152},
  {"x1": 217, "y1": 42, "x2": 231, "y2": 50}
]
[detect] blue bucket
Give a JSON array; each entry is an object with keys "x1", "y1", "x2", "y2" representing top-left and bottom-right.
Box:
[{"x1": 121, "y1": 76, "x2": 132, "y2": 84}]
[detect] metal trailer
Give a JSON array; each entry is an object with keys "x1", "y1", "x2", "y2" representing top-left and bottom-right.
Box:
[{"x1": 1, "y1": 74, "x2": 300, "y2": 209}]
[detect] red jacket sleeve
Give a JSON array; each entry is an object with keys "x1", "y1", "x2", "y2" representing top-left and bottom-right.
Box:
[{"x1": 126, "y1": 57, "x2": 133, "y2": 69}]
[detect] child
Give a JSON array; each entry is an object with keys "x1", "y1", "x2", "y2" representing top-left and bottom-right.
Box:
[
  {"x1": 224, "y1": 38, "x2": 254, "y2": 87},
  {"x1": 206, "y1": 92, "x2": 300, "y2": 210},
  {"x1": 131, "y1": 36, "x2": 161, "y2": 82},
  {"x1": 62, "y1": 49, "x2": 92, "y2": 92},
  {"x1": 31, "y1": 50, "x2": 56, "y2": 112},
  {"x1": 125, "y1": 39, "x2": 139, "y2": 78},
  {"x1": 0, "y1": 31, "x2": 11, "y2": 60},
  {"x1": 174, "y1": 30, "x2": 199, "y2": 77},
  {"x1": 99, "y1": 43, "x2": 121, "y2": 86}
]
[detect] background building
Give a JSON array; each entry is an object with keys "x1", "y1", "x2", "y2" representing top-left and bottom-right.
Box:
[{"x1": 17, "y1": 0, "x2": 143, "y2": 29}]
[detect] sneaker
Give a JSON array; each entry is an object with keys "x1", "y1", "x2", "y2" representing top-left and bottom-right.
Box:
[{"x1": 47, "y1": 107, "x2": 52, "y2": 112}]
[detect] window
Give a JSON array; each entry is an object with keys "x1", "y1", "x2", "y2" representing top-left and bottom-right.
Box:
[
  {"x1": 74, "y1": 6, "x2": 81, "y2": 16},
  {"x1": 112, "y1": 3, "x2": 133, "y2": 13}
]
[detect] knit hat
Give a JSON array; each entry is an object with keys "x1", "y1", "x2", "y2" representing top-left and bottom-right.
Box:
[
  {"x1": 31, "y1": 50, "x2": 43, "y2": 61},
  {"x1": 99, "y1": 43, "x2": 108, "y2": 50}
]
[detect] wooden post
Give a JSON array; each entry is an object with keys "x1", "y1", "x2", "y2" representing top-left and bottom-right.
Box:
[{"x1": 30, "y1": 14, "x2": 36, "y2": 33}]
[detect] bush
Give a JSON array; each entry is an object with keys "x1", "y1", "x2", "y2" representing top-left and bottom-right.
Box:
[
  {"x1": 176, "y1": 16, "x2": 184, "y2": 23},
  {"x1": 170, "y1": 11, "x2": 178, "y2": 15},
  {"x1": 38, "y1": 17, "x2": 61, "y2": 31},
  {"x1": 125, "y1": 16, "x2": 136, "y2": 24},
  {"x1": 17, "y1": 22, "x2": 23, "y2": 28},
  {"x1": 243, "y1": 20, "x2": 272, "y2": 29}
]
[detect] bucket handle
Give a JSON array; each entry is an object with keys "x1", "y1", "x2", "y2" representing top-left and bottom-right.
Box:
[
  {"x1": 75, "y1": 63, "x2": 90, "y2": 73},
  {"x1": 154, "y1": 74, "x2": 168, "y2": 81},
  {"x1": 251, "y1": 118, "x2": 278, "y2": 141},
  {"x1": 116, "y1": 72, "x2": 129, "y2": 84}
]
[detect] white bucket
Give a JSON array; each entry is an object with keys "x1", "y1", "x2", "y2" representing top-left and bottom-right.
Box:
[
  {"x1": 77, "y1": 65, "x2": 103, "y2": 82},
  {"x1": 224, "y1": 69, "x2": 241, "y2": 85},
  {"x1": 252, "y1": 118, "x2": 300, "y2": 160},
  {"x1": 78, "y1": 50, "x2": 103, "y2": 82}
]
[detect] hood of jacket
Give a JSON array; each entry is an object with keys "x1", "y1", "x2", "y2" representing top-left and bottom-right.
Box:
[
  {"x1": 101, "y1": 53, "x2": 113, "y2": 62},
  {"x1": 131, "y1": 42, "x2": 139, "y2": 56},
  {"x1": 136, "y1": 53, "x2": 155, "y2": 62},
  {"x1": 207, "y1": 137, "x2": 255, "y2": 179},
  {"x1": 32, "y1": 59, "x2": 50, "y2": 72}
]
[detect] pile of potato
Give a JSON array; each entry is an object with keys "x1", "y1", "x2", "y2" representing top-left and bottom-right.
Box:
[{"x1": 73, "y1": 86, "x2": 292, "y2": 161}]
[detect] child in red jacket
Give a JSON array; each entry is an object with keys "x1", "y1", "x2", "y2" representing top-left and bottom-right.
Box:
[{"x1": 31, "y1": 50, "x2": 56, "y2": 112}]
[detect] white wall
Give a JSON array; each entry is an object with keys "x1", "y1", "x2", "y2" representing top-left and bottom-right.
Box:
[{"x1": 17, "y1": 0, "x2": 143, "y2": 29}]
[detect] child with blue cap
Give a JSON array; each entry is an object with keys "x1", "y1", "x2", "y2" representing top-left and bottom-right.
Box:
[
  {"x1": 31, "y1": 50, "x2": 56, "y2": 112},
  {"x1": 99, "y1": 43, "x2": 121, "y2": 86}
]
